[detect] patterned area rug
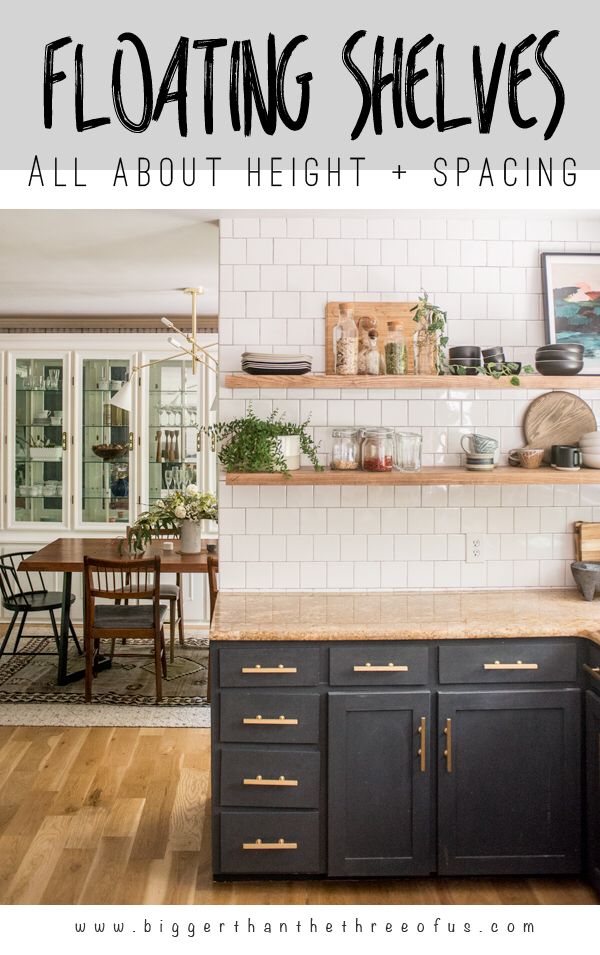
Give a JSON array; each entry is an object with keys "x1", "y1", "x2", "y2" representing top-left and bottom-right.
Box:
[{"x1": 0, "y1": 634, "x2": 209, "y2": 707}]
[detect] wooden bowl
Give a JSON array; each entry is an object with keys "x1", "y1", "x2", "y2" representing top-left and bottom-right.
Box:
[{"x1": 92, "y1": 444, "x2": 128, "y2": 462}]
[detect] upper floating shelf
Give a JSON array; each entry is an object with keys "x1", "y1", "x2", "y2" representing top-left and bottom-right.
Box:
[
  {"x1": 225, "y1": 466, "x2": 600, "y2": 486},
  {"x1": 225, "y1": 373, "x2": 600, "y2": 390}
]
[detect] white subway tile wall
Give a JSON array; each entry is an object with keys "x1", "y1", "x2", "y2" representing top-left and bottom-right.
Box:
[{"x1": 218, "y1": 214, "x2": 600, "y2": 592}]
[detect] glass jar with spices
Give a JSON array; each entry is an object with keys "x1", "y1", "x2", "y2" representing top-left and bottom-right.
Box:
[
  {"x1": 385, "y1": 322, "x2": 408, "y2": 375},
  {"x1": 361, "y1": 428, "x2": 395, "y2": 472},
  {"x1": 331, "y1": 429, "x2": 361, "y2": 470},
  {"x1": 333, "y1": 305, "x2": 358, "y2": 376}
]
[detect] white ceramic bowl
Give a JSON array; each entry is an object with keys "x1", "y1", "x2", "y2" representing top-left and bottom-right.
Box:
[
  {"x1": 582, "y1": 453, "x2": 600, "y2": 469},
  {"x1": 579, "y1": 440, "x2": 600, "y2": 452}
]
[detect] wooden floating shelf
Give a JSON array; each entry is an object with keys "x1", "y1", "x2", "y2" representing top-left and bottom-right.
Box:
[
  {"x1": 225, "y1": 466, "x2": 600, "y2": 486},
  {"x1": 225, "y1": 373, "x2": 600, "y2": 390}
]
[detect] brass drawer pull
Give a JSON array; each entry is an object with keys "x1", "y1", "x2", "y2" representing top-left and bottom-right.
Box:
[
  {"x1": 243, "y1": 775, "x2": 299, "y2": 787},
  {"x1": 241, "y1": 665, "x2": 298, "y2": 674},
  {"x1": 483, "y1": 660, "x2": 538, "y2": 670},
  {"x1": 583, "y1": 664, "x2": 600, "y2": 682},
  {"x1": 443, "y1": 718, "x2": 453, "y2": 773},
  {"x1": 353, "y1": 663, "x2": 408, "y2": 672},
  {"x1": 417, "y1": 716, "x2": 427, "y2": 773},
  {"x1": 242, "y1": 839, "x2": 298, "y2": 850},
  {"x1": 243, "y1": 715, "x2": 299, "y2": 726}
]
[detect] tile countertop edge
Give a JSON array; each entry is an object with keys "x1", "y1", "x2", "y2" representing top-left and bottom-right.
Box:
[{"x1": 209, "y1": 589, "x2": 600, "y2": 646}]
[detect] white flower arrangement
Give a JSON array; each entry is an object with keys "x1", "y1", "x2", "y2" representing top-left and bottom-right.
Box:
[{"x1": 128, "y1": 486, "x2": 218, "y2": 553}]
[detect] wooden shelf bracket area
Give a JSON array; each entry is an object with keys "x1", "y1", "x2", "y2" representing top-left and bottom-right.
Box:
[
  {"x1": 225, "y1": 373, "x2": 600, "y2": 390},
  {"x1": 225, "y1": 466, "x2": 600, "y2": 486}
]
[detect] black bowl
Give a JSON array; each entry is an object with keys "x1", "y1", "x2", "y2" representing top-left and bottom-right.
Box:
[
  {"x1": 485, "y1": 361, "x2": 521, "y2": 374},
  {"x1": 535, "y1": 348, "x2": 583, "y2": 361},
  {"x1": 449, "y1": 365, "x2": 479, "y2": 376},
  {"x1": 535, "y1": 358, "x2": 584, "y2": 376},
  {"x1": 450, "y1": 358, "x2": 481, "y2": 368},
  {"x1": 449, "y1": 345, "x2": 481, "y2": 359},
  {"x1": 537, "y1": 343, "x2": 584, "y2": 356},
  {"x1": 482, "y1": 346, "x2": 505, "y2": 359}
]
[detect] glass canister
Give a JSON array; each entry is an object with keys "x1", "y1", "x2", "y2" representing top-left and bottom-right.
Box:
[
  {"x1": 333, "y1": 304, "x2": 358, "y2": 375},
  {"x1": 414, "y1": 326, "x2": 438, "y2": 375},
  {"x1": 385, "y1": 322, "x2": 408, "y2": 374},
  {"x1": 361, "y1": 428, "x2": 395, "y2": 472},
  {"x1": 331, "y1": 429, "x2": 361, "y2": 470},
  {"x1": 358, "y1": 315, "x2": 378, "y2": 374},
  {"x1": 395, "y1": 431, "x2": 423, "y2": 471}
]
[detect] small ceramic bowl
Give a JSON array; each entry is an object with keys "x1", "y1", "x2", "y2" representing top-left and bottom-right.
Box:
[
  {"x1": 582, "y1": 453, "x2": 600, "y2": 469},
  {"x1": 509, "y1": 447, "x2": 545, "y2": 469},
  {"x1": 535, "y1": 358, "x2": 584, "y2": 376},
  {"x1": 537, "y1": 343, "x2": 584, "y2": 355},
  {"x1": 449, "y1": 346, "x2": 481, "y2": 359}
]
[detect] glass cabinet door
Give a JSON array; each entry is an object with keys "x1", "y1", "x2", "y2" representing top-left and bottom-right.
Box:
[
  {"x1": 147, "y1": 359, "x2": 199, "y2": 505},
  {"x1": 80, "y1": 358, "x2": 132, "y2": 525},
  {"x1": 13, "y1": 357, "x2": 66, "y2": 524}
]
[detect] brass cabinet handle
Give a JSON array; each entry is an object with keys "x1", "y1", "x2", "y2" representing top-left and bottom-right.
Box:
[
  {"x1": 583, "y1": 664, "x2": 600, "y2": 682},
  {"x1": 241, "y1": 665, "x2": 298, "y2": 674},
  {"x1": 128, "y1": 431, "x2": 134, "y2": 451},
  {"x1": 242, "y1": 715, "x2": 299, "y2": 726},
  {"x1": 417, "y1": 716, "x2": 427, "y2": 773},
  {"x1": 443, "y1": 718, "x2": 453, "y2": 773},
  {"x1": 483, "y1": 660, "x2": 538, "y2": 670},
  {"x1": 243, "y1": 775, "x2": 299, "y2": 787},
  {"x1": 353, "y1": 663, "x2": 408, "y2": 672},
  {"x1": 196, "y1": 432, "x2": 202, "y2": 452},
  {"x1": 242, "y1": 839, "x2": 298, "y2": 850},
  {"x1": 61, "y1": 431, "x2": 68, "y2": 451}
]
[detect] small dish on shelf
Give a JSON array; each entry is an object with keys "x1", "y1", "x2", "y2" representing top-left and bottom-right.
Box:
[{"x1": 92, "y1": 443, "x2": 128, "y2": 462}]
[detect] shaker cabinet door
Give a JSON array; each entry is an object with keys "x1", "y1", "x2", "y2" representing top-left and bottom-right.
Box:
[
  {"x1": 438, "y1": 689, "x2": 581, "y2": 876},
  {"x1": 586, "y1": 690, "x2": 600, "y2": 894},
  {"x1": 328, "y1": 691, "x2": 433, "y2": 877}
]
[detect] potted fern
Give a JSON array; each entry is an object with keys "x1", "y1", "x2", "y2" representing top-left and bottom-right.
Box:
[{"x1": 201, "y1": 407, "x2": 323, "y2": 478}]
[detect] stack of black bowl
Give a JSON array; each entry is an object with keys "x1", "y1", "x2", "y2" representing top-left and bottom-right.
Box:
[
  {"x1": 481, "y1": 346, "x2": 521, "y2": 375},
  {"x1": 535, "y1": 343, "x2": 584, "y2": 376},
  {"x1": 448, "y1": 346, "x2": 481, "y2": 375}
]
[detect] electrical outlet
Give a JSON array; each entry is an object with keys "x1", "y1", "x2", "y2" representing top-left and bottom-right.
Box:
[{"x1": 466, "y1": 534, "x2": 486, "y2": 563}]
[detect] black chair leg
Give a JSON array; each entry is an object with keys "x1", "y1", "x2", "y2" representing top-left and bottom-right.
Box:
[
  {"x1": 69, "y1": 620, "x2": 83, "y2": 655},
  {"x1": 12, "y1": 611, "x2": 28, "y2": 654},
  {"x1": 0, "y1": 611, "x2": 19, "y2": 659},
  {"x1": 49, "y1": 609, "x2": 61, "y2": 654}
]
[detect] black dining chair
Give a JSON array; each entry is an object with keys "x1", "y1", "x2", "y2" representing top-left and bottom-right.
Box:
[{"x1": 0, "y1": 551, "x2": 81, "y2": 660}]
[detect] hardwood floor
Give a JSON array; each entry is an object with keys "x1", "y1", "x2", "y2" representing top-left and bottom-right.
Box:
[{"x1": 0, "y1": 725, "x2": 596, "y2": 905}]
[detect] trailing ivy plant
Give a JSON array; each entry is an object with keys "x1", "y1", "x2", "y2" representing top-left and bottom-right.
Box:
[
  {"x1": 450, "y1": 362, "x2": 535, "y2": 387},
  {"x1": 410, "y1": 289, "x2": 449, "y2": 373},
  {"x1": 201, "y1": 406, "x2": 323, "y2": 478}
]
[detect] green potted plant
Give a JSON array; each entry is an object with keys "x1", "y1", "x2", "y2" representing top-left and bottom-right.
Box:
[
  {"x1": 202, "y1": 407, "x2": 323, "y2": 478},
  {"x1": 129, "y1": 485, "x2": 218, "y2": 555},
  {"x1": 411, "y1": 290, "x2": 448, "y2": 375}
]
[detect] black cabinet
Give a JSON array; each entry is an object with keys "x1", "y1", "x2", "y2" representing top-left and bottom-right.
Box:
[
  {"x1": 586, "y1": 690, "x2": 600, "y2": 893},
  {"x1": 328, "y1": 691, "x2": 432, "y2": 876},
  {"x1": 438, "y1": 689, "x2": 581, "y2": 875}
]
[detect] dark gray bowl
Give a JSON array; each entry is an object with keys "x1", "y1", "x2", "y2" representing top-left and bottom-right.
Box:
[
  {"x1": 571, "y1": 561, "x2": 600, "y2": 600},
  {"x1": 450, "y1": 357, "x2": 481, "y2": 367},
  {"x1": 536, "y1": 348, "x2": 583, "y2": 360},
  {"x1": 482, "y1": 346, "x2": 505, "y2": 359},
  {"x1": 537, "y1": 343, "x2": 584, "y2": 356},
  {"x1": 535, "y1": 358, "x2": 584, "y2": 376},
  {"x1": 449, "y1": 365, "x2": 479, "y2": 376},
  {"x1": 485, "y1": 361, "x2": 521, "y2": 374},
  {"x1": 449, "y1": 346, "x2": 481, "y2": 359}
]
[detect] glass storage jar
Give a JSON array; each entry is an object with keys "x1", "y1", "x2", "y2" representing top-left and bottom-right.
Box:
[
  {"x1": 331, "y1": 429, "x2": 361, "y2": 470},
  {"x1": 333, "y1": 305, "x2": 359, "y2": 376},
  {"x1": 358, "y1": 315, "x2": 378, "y2": 374},
  {"x1": 384, "y1": 322, "x2": 408, "y2": 375},
  {"x1": 361, "y1": 428, "x2": 395, "y2": 472},
  {"x1": 395, "y1": 431, "x2": 423, "y2": 471}
]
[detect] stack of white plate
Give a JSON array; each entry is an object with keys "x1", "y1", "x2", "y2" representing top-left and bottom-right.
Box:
[
  {"x1": 241, "y1": 352, "x2": 313, "y2": 376},
  {"x1": 579, "y1": 431, "x2": 600, "y2": 468}
]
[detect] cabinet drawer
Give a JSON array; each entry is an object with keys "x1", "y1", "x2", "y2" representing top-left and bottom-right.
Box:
[
  {"x1": 438, "y1": 641, "x2": 577, "y2": 684},
  {"x1": 220, "y1": 748, "x2": 320, "y2": 808},
  {"x1": 220, "y1": 690, "x2": 320, "y2": 743},
  {"x1": 220, "y1": 810, "x2": 321, "y2": 875},
  {"x1": 329, "y1": 644, "x2": 429, "y2": 686},
  {"x1": 219, "y1": 646, "x2": 319, "y2": 687}
]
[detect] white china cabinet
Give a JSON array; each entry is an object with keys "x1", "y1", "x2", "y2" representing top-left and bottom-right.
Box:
[{"x1": 0, "y1": 334, "x2": 217, "y2": 625}]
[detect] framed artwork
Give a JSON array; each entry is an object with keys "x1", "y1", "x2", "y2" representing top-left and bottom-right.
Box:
[{"x1": 542, "y1": 252, "x2": 600, "y2": 373}]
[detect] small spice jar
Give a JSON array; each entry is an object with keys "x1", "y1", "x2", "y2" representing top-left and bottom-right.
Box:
[
  {"x1": 333, "y1": 305, "x2": 359, "y2": 376},
  {"x1": 331, "y1": 429, "x2": 361, "y2": 470},
  {"x1": 384, "y1": 322, "x2": 408, "y2": 375},
  {"x1": 361, "y1": 428, "x2": 395, "y2": 472}
]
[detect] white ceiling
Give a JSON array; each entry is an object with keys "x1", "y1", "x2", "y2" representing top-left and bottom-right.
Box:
[{"x1": 0, "y1": 211, "x2": 219, "y2": 318}]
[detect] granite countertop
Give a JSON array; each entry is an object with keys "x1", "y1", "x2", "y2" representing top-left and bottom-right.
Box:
[{"x1": 210, "y1": 589, "x2": 600, "y2": 645}]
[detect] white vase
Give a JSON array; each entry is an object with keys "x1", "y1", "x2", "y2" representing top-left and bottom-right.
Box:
[
  {"x1": 276, "y1": 435, "x2": 301, "y2": 470},
  {"x1": 180, "y1": 519, "x2": 202, "y2": 554}
]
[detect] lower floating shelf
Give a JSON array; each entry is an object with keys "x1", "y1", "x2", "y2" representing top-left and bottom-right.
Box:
[{"x1": 225, "y1": 466, "x2": 600, "y2": 486}]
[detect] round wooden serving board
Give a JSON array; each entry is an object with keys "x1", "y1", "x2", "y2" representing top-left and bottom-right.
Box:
[{"x1": 524, "y1": 391, "x2": 597, "y2": 462}]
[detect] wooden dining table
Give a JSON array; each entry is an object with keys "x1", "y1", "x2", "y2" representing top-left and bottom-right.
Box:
[{"x1": 18, "y1": 537, "x2": 218, "y2": 686}]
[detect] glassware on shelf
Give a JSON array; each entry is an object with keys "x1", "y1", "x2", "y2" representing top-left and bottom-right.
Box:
[
  {"x1": 395, "y1": 432, "x2": 423, "y2": 471},
  {"x1": 165, "y1": 469, "x2": 173, "y2": 491},
  {"x1": 361, "y1": 428, "x2": 395, "y2": 472},
  {"x1": 357, "y1": 315, "x2": 378, "y2": 374},
  {"x1": 331, "y1": 429, "x2": 361, "y2": 471},
  {"x1": 385, "y1": 322, "x2": 408, "y2": 375},
  {"x1": 414, "y1": 327, "x2": 439, "y2": 376},
  {"x1": 333, "y1": 304, "x2": 358, "y2": 376},
  {"x1": 81, "y1": 358, "x2": 130, "y2": 524}
]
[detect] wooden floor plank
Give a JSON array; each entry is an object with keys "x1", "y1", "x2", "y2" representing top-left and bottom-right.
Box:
[{"x1": 0, "y1": 725, "x2": 596, "y2": 905}]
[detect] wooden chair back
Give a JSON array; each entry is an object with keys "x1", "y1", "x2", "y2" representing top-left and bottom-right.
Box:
[
  {"x1": 0, "y1": 551, "x2": 47, "y2": 608},
  {"x1": 207, "y1": 554, "x2": 218, "y2": 622}
]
